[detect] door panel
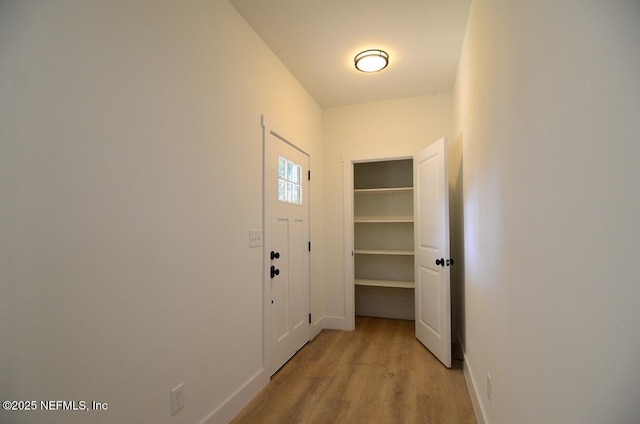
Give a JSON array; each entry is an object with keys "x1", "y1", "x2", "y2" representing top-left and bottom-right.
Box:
[
  {"x1": 414, "y1": 138, "x2": 451, "y2": 368},
  {"x1": 418, "y1": 266, "x2": 440, "y2": 334},
  {"x1": 289, "y1": 218, "x2": 305, "y2": 330},
  {"x1": 272, "y1": 218, "x2": 290, "y2": 343}
]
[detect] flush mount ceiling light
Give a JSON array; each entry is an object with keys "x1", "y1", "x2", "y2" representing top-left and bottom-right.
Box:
[{"x1": 354, "y1": 49, "x2": 389, "y2": 73}]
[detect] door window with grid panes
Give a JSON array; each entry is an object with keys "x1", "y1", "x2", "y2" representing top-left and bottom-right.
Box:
[{"x1": 278, "y1": 156, "x2": 302, "y2": 205}]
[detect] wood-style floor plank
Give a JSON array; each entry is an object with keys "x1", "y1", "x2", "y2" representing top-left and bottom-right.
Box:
[{"x1": 230, "y1": 317, "x2": 476, "y2": 424}]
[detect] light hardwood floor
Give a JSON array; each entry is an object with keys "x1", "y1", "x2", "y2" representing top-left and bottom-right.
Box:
[{"x1": 230, "y1": 316, "x2": 477, "y2": 424}]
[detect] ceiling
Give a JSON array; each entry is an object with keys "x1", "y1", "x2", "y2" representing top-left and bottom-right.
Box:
[{"x1": 229, "y1": 0, "x2": 471, "y2": 108}]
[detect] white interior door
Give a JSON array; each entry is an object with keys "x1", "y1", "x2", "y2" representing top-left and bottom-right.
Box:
[
  {"x1": 414, "y1": 137, "x2": 452, "y2": 368},
  {"x1": 264, "y1": 124, "x2": 310, "y2": 375}
]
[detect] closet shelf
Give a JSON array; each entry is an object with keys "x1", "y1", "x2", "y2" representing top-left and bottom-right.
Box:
[
  {"x1": 355, "y1": 249, "x2": 414, "y2": 256},
  {"x1": 354, "y1": 187, "x2": 413, "y2": 194},
  {"x1": 354, "y1": 217, "x2": 414, "y2": 223},
  {"x1": 355, "y1": 279, "x2": 415, "y2": 289}
]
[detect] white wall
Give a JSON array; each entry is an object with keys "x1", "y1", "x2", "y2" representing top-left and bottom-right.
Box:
[
  {"x1": 0, "y1": 1, "x2": 323, "y2": 423},
  {"x1": 322, "y1": 94, "x2": 454, "y2": 327},
  {"x1": 454, "y1": 0, "x2": 640, "y2": 423}
]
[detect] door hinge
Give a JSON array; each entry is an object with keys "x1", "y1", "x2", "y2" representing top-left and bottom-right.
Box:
[
  {"x1": 308, "y1": 313, "x2": 312, "y2": 324},
  {"x1": 308, "y1": 241, "x2": 311, "y2": 252},
  {"x1": 308, "y1": 170, "x2": 311, "y2": 181}
]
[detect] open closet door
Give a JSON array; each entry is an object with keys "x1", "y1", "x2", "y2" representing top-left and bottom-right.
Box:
[{"x1": 414, "y1": 137, "x2": 452, "y2": 368}]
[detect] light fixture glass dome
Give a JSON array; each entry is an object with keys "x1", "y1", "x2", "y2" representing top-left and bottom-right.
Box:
[{"x1": 354, "y1": 49, "x2": 389, "y2": 72}]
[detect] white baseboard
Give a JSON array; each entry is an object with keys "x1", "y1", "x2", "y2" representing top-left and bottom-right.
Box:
[
  {"x1": 311, "y1": 315, "x2": 325, "y2": 339},
  {"x1": 198, "y1": 368, "x2": 269, "y2": 424},
  {"x1": 462, "y1": 352, "x2": 489, "y2": 424},
  {"x1": 318, "y1": 315, "x2": 348, "y2": 331}
]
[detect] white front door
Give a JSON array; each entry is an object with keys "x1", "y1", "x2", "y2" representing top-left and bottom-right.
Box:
[
  {"x1": 414, "y1": 137, "x2": 452, "y2": 368},
  {"x1": 263, "y1": 122, "x2": 310, "y2": 375}
]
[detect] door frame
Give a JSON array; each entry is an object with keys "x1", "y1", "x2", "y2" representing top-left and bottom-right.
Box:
[
  {"x1": 343, "y1": 154, "x2": 414, "y2": 331},
  {"x1": 261, "y1": 115, "x2": 311, "y2": 375}
]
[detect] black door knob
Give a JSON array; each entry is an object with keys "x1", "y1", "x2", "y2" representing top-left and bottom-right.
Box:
[
  {"x1": 270, "y1": 251, "x2": 280, "y2": 260},
  {"x1": 447, "y1": 258, "x2": 455, "y2": 266},
  {"x1": 270, "y1": 265, "x2": 280, "y2": 278},
  {"x1": 435, "y1": 258, "x2": 444, "y2": 266}
]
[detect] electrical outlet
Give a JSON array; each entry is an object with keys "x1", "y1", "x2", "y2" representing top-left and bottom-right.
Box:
[
  {"x1": 249, "y1": 229, "x2": 262, "y2": 247},
  {"x1": 486, "y1": 374, "x2": 492, "y2": 402},
  {"x1": 170, "y1": 383, "x2": 184, "y2": 416}
]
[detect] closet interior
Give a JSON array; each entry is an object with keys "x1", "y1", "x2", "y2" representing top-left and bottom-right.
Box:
[{"x1": 353, "y1": 159, "x2": 415, "y2": 320}]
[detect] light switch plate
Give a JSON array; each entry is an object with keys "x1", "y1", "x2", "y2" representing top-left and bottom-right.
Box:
[
  {"x1": 249, "y1": 229, "x2": 262, "y2": 247},
  {"x1": 170, "y1": 383, "x2": 184, "y2": 416}
]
